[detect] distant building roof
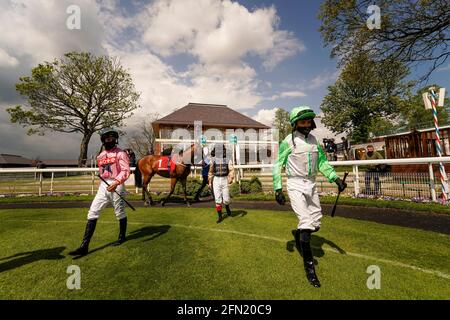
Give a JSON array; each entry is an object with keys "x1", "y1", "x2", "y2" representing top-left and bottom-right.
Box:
[
  {"x1": 40, "y1": 159, "x2": 79, "y2": 167},
  {"x1": 0, "y1": 154, "x2": 32, "y2": 166},
  {"x1": 153, "y1": 103, "x2": 270, "y2": 129}
]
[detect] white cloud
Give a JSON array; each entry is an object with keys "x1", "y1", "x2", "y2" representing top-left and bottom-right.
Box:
[
  {"x1": 0, "y1": 48, "x2": 19, "y2": 67},
  {"x1": 313, "y1": 114, "x2": 346, "y2": 142},
  {"x1": 266, "y1": 90, "x2": 307, "y2": 101},
  {"x1": 263, "y1": 30, "x2": 305, "y2": 70},
  {"x1": 280, "y1": 91, "x2": 307, "y2": 98},
  {"x1": 307, "y1": 69, "x2": 341, "y2": 89},
  {"x1": 0, "y1": 0, "x2": 305, "y2": 158},
  {"x1": 138, "y1": 0, "x2": 304, "y2": 69},
  {"x1": 141, "y1": 0, "x2": 221, "y2": 57},
  {"x1": 0, "y1": 0, "x2": 105, "y2": 66},
  {"x1": 252, "y1": 108, "x2": 277, "y2": 126},
  {"x1": 279, "y1": 69, "x2": 341, "y2": 93}
]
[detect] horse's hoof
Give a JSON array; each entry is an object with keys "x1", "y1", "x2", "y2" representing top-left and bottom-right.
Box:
[
  {"x1": 161, "y1": 202, "x2": 165, "y2": 207},
  {"x1": 144, "y1": 202, "x2": 150, "y2": 207},
  {"x1": 186, "y1": 202, "x2": 191, "y2": 207}
]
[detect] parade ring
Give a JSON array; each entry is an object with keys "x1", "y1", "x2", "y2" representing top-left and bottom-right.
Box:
[{"x1": 0, "y1": 200, "x2": 449, "y2": 299}]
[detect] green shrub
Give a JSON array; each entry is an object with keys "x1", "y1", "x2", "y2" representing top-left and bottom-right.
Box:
[
  {"x1": 249, "y1": 176, "x2": 263, "y2": 193},
  {"x1": 229, "y1": 182, "x2": 240, "y2": 197},
  {"x1": 240, "y1": 180, "x2": 251, "y2": 194},
  {"x1": 173, "y1": 177, "x2": 211, "y2": 197}
]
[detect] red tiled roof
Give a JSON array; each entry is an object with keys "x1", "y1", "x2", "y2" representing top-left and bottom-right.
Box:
[
  {"x1": 0, "y1": 154, "x2": 32, "y2": 165},
  {"x1": 153, "y1": 103, "x2": 269, "y2": 129},
  {"x1": 40, "y1": 159, "x2": 79, "y2": 166}
]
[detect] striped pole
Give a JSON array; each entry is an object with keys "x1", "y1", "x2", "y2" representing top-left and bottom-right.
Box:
[{"x1": 429, "y1": 89, "x2": 448, "y2": 203}]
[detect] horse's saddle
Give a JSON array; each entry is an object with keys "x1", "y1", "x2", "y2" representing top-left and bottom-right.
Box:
[{"x1": 158, "y1": 156, "x2": 176, "y2": 172}]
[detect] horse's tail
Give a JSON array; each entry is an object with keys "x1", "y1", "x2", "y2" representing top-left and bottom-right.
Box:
[{"x1": 134, "y1": 159, "x2": 143, "y2": 188}]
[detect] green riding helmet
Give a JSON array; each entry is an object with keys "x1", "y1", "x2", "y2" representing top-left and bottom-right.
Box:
[
  {"x1": 99, "y1": 128, "x2": 119, "y2": 143},
  {"x1": 289, "y1": 106, "x2": 316, "y2": 127}
]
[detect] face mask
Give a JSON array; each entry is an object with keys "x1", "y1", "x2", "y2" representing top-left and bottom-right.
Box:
[
  {"x1": 104, "y1": 140, "x2": 116, "y2": 150},
  {"x1": 367, "y1": 151, "x2": 374, "y2": 156},
  {"x1": 296, "y1": 127, "x2": 311, "y2": 136}
]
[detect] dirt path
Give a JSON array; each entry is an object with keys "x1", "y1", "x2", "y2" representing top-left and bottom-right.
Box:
[{"x1": 1, "y1": 199, "x2": 449, "y2": 234}]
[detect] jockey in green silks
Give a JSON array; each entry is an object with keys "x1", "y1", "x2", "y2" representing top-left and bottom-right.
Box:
[{"x1": 273, "y1": 106, "x2": 347, "y2": 288}]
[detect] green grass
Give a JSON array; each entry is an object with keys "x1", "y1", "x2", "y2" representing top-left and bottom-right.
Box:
[
  {"x1": 0, "y1": 207, "x2": 449, "y2": 299},
  {"x1": 2, "y1": 192, "x2": 450, "y2": 215},
  {"x1": 233, "y1": 193, "x2": 450, "y2": 215}
]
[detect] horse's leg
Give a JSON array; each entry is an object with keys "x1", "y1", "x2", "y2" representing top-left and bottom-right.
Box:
[
  {"x1": 162, "y1": 178, "x2": 177, "y2": 206},
  {"x1": 146, "y1": 173, "x2": 157, "y2": 206},
  {"x1": 142, "y1": 174, "x2": 149, "y2": 206},
  {"x1": 181, "y1": 177, "x2": 190, "y2": 207},
  {"x1": 141, "y1": 174, "x2": 146, "y2": 203},
  {"x1": 142, "y1": 173, "x2": 154, "y2": 206}
]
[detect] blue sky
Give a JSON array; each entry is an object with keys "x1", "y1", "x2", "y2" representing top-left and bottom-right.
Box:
[{"x1": 0, "y1": 0, "x2": 448, "y2": 159}]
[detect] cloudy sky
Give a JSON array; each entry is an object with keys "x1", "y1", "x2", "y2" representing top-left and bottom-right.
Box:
[{"x1": 1, "y1": 0, "x2": 449, "y2": 160}]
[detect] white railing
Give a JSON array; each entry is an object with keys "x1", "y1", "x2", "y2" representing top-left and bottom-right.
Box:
[
  {"x1": 233, "y1": 157, "x2": 450, "y2": 202},
  {"x1": 1, "y1": 156, "x2": 450, "y2": 202}
]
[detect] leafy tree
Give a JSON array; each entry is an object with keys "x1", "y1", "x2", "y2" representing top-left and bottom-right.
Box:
[
  {"x1": 397, "y1": 85, "x2": 450, "y2": 129},
  {"x1": 321, "y1": 53, "x2": 412, "y2": 142},
  {"x1": 7, "y1": 52, "x2": 140, "y2": 166},
  {"x1": 126, "y1": 113, "x2": 160, "y2": 158},
  {"x1": 272, "y1": 108, "x2": 291, "y2": 142},
  {"x1": 319, "y1": 0, "x2": 450, "y2": 80}
]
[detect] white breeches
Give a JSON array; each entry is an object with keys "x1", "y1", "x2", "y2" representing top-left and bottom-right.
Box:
[
  {"x1": 287, "y1": 177, "x2": 322, "y2": 231},
  {"x1": 87, "y1": 180, "x2": 127, "y2": 220},
  {"x1": 213, "y1": 176, "x2": 230, "y2": 205}
]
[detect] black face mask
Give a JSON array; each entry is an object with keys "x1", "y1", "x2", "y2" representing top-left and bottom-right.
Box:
[
  {"x1": 296, "y1": 127, "x2": 312, "y2": 136},
  {"x1": 367, "y1": 151, "x2": 374, "y2": 156},
  {"x1": 104, "y1": 140, "x2": 116, "y2": 150}
]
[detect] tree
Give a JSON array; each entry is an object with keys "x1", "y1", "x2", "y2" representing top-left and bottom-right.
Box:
[
  {"x1": 319, "y1": 0, "x2": 450, "y2": 80},
  {"x1": 126, "y1": 113, "x2": 160, "y2": 158},
  {"x1": 321, "y1": 53, "x2": 412, "y2": 142},
  {"x1": 397, "y1": 85, "x2": 450, "y2": 129},
  {"x1": 273, "y1": 108, "x2": 291, "y2": 142},
  {"x1": 7, "y1": 52, "x2": 140, "y2": 166}
]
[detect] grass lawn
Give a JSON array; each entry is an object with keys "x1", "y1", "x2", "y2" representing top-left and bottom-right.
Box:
[
  {"x1": 1, "y1": 193, "x2": 450, "y2": 215},
  {"x1": 0, "y1": 206, "x2": 449, "y2": 299}
]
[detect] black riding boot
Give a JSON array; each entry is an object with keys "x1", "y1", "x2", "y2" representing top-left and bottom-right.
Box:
[
  {"x1": 217, "y1": 211, "x2": 223, "y2": 223},
  {"x1": 294, "y1": 229, "x2": 301, "y2": 250},
  {"x1": 300, "y1": 239, "x2": 321, "y2": 288},
  {"x1": 112, "y1": 217, "x2": 127, "y2": 246},
  {"x1": 69, "y1": 219, "x2": 97, "y2": 256},
  {"x1": 225, "y1": 204, "x2": 232, "y2": 217}
]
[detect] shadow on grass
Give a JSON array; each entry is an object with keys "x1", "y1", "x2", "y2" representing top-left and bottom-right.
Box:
[
  {"x1": 218, "y1": 210, "x2": 248, "y2": 223},
  {"x1": 286, "y1": 231, "x2": 346, "y2": 265},
  {"x1": 127, "y1": 225, "x2": 171, "y2": 242},
  {"x1": 73, "y1": 225, "x2": 171, "y2": 260},
  {"x1": 230, "y1": 210, "x2": 248, "y2": 218},
  {"x1": 0, "y1": 247, "x2": 66, "y2": 273}
]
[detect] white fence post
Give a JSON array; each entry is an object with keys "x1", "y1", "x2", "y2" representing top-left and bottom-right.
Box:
[
  {"x1": 50, "y1": 172, "x2": 54, "y2": 195},
  {"x1": 429, "y1": 163, "x2": 437, "y2": 202},
  {"x1": 39, "y1": 172, "x2": 43, "y2": 196},
  {"x1": 91, "y1": 172, "x2": 95, "y2": 195},
  {"x1": 353, "y1": 164, "x2": 360, "y2": 196}
]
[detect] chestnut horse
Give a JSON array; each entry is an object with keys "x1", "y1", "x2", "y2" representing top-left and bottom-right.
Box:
[{"x1": 134, "y1": 143, "x2": 198, "y2": 206}]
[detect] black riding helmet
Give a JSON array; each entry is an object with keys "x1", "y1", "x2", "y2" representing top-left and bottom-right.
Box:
[{"x1": 99, "y1": 128, "x2": 119, "y2": 143}]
